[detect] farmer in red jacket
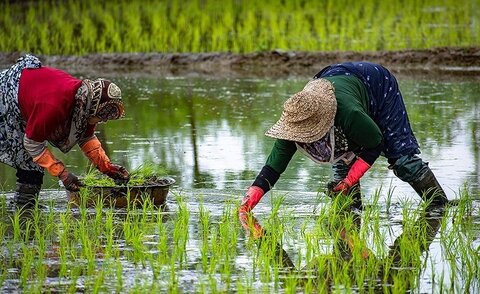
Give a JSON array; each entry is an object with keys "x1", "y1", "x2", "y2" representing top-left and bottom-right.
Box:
[
  {"x1": 240, "y1": 62, "x2": 448, "y2": 213},
  {"x1": 0, "y1": 54, "x2": 129, "y2": 208}
]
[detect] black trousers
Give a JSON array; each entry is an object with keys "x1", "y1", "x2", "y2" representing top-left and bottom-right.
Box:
[{"x1": 16, "y1": 168, "x2": 44, "y2": 185}]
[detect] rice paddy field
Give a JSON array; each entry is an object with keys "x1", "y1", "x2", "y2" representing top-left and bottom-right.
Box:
[
  {"x1": 0, "y1": 0, "x2": 478, "y2": 54},
  {"x1": 0, "y1": 191, "x2": 477, "y2": 293},
  {"x1": 0, "y1": 0, "x2": 479, "y2": 293},
  {"x1": 0, "y1": 71, "x2": 479, "y2": 293}
]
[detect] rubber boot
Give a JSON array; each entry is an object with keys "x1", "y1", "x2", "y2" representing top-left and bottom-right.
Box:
[
  {"x1": 409, "y1": 167, "x2": 448, "y2": 206},
  {"x1": 14, "y1": 182, "x2": 42, "y2": 209}
]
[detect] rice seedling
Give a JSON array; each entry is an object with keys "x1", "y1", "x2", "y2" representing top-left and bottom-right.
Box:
[
  {"x1": 199, "y1": 200, "x2": 211, "y2": 273},
  {"x1": 82, "y1": 162, "x2": 169, "y2": 187},
  {"x1": 0, "y1": 184, "x2": 477, "y2": 292},
  {"x1": 154, "y1": 210, "x2": 169, "y2": 266},
  {"x1": 0, "y1": 0, "x2": 477, "y2": 54}
]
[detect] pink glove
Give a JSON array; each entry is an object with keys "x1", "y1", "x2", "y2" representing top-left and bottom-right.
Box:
[
  {"x1": 239, "y1": 186, "x2": 265, "y2": 213},
  {"x1": 332, "y1": 180, "x2": 352, "y2": 194},
  {"x1": 59, "y1": 169, "x2": 85, "y2": 192},
  {"x1": 333, "y1": 158, "x2": 371, "y2": 195}
]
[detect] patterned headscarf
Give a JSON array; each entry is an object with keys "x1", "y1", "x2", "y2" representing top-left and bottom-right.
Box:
[
  {"x1": 89, "y1": 79, "x2": 125, "y2": 121},
  {"x1": 56, "y1": 78, "x2": 125, "y2": 153},
  {"x1": 295, "y1": 127, "x2": 355, "y2": 165}
]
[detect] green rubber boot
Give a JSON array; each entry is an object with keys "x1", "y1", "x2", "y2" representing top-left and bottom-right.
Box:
[{"x1": 409, "y1": 167, "x2": 448, "y2": 206}]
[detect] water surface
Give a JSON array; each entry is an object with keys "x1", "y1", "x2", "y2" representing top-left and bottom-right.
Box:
[
  {"x1": 1, "y1": 72, "x2": 479, "y2": 197},
  {"x1": 0, "y1": 71, "x2": 478, "y2": 292}
]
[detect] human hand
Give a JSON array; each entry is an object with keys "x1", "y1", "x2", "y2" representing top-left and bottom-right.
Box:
[
  {"x1": 104, "y1": 164, "x2": 130, "y2": 185},
  {"x1": 59, "y1": 170, "x2": 85, "y2": 191},
  {"x1": 332, "y1": 158, "x2": 371, "y2": 196},
  {"x1": 332, "y1": 179, "x2": 353, "y2": 196},
  {"x1": 239, "y1": 186, "x2": 265, "y2": 214}
]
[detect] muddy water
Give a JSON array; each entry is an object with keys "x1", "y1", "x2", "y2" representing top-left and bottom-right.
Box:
[{"x1": 0, "y1": 71, "x2": 479, "y2": 292}]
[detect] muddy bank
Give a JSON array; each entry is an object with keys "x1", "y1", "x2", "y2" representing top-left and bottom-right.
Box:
[{"x1": 1, "y1": 47, "x2": 479, "y2": 78}]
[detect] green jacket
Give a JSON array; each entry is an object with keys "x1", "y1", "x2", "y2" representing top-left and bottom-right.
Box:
[{"x1": 266, "y1": 75, "x2": 383, "y2": 174}]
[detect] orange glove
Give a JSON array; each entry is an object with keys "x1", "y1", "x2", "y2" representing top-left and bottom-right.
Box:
[
  {"x1": 81, "y1": 137, "x2": 112, "y2": 173},
  {"x1": 33, "y1": 148, "x2": 66, "y2": 177},
  {"x1": 33, "y1": 148, "x2": 84, "y2": 191},
  {"x1": 239, "y1": 186, "x2": 265, "y2": 213},
  {"x1": 333, "y1": 158, "x2": 371, "y2": 195},
  {"x1": 81, "y1": 137, "x2": 130, "y2": 183}
]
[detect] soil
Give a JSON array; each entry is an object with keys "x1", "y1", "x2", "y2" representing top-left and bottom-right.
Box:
[
  {"x1": 1, "y1": 47, "x2": 479, "y2": 78},
  {"x1": 141, "y1": 176, "x2": 175, "y2": 187}
]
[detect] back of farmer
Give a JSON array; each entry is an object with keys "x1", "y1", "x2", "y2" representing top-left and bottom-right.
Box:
[
  {"x1": 0, "y1": 54, "x2": 130, "y2": 209},
  {"x1": 239, "y1": 61, "x2": 448, "y2": 213}
]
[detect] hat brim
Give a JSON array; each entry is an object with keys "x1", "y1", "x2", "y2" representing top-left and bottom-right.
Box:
[
  {"x1": 265, "y1": 115, "x2": 333, "y2": 143},
  {"x1": 265, "y1": 78, "x2": 336, "y2": 144}
]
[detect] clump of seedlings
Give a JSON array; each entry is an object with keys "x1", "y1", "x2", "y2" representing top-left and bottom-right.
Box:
[
  {"x1": 0, "y1": 186, "x2": 477, "y2": 292},
  {"x1": 83, "y1": 162, "x2": 169, "y2": 187}
]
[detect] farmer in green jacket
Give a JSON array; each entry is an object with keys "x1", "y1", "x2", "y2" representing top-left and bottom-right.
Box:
[{"x1": 240, "y1": 62, "x2": 448, "y2": 213}]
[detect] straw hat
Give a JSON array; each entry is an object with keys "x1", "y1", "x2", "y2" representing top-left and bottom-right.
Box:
[{"x1": 265, "y1": 78, "x2": 337, "y2": 143}]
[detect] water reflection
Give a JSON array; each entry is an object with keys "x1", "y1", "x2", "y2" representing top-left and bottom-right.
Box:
[
  {"x1": 0, "y1": 203, "x2": 176, "y2": 293},
  {"x1": 0, "y1": 73, "x2": 478, "y2": 202},
  {"x1": 0, "y1": 70, "x2": 478, "y2": 293},
  {"x1": 240, "y1": 204, "x2": 446, "y2": 292}
]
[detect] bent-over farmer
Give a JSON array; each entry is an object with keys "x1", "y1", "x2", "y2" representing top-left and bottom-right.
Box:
[
  {"x1": 240, "y1": 61, "x2": 448, "y2": 212},
  {"x1": 0, "y1": 54, "x2": 130, "y2": 208}
]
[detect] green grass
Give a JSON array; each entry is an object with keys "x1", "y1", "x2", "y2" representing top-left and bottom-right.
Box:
[
  {"x1": 0, "y1": 0, "x2": 478, "y2": 55},
  {"x1": 0, "y1": 187, "x2": 477, "y2": 292}
]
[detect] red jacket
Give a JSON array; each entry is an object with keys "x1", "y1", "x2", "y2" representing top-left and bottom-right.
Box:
[{"x1": 18, "y1": 66, "x2": 83, "y2": 142}]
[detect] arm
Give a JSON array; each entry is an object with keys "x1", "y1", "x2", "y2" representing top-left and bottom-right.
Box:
[
  {"x1": 80, "y1": 136, "x2": 130, "y2": 183},
  {"x1": 24, "y1": 136, "x2": 84, "y2": 191},
  {"x1": 333, "y1": 110, "x2": 383, "y2": 193},
  {"x1": 240, "y1": 139, "x2": 296, "y2": 213},
  {"x1": 253, "y1": 139, "x2": 297, "y2": 193}
]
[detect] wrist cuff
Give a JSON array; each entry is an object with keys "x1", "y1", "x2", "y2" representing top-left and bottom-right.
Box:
[
  {"x1": 33, "y1": 148, "x2": 65, "y2": 177},
  {"x1": 252, "y1": 165, "x2": 280, "y2": 193}
]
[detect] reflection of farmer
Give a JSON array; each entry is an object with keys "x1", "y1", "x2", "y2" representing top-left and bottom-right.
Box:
[
  {"x1": 240, "y1": 62, "x2": 448, "y2": 212},
  {"x1": 0, "y1": 54, "x2": 130, "y2": 208},
  {"x1": 240, "y1": 206, "x2": 445, "y2": 292}
]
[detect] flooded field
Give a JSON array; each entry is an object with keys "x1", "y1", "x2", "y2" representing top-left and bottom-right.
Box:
[{"x1": 0, "y1": 71, "x2": 479, "y2": 292}]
